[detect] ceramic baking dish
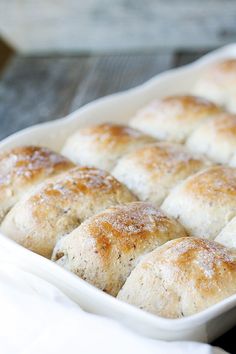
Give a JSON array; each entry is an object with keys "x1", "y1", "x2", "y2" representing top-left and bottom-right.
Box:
[{"x1": 1, "y1": 44, "x2": 236, "y2": 343}]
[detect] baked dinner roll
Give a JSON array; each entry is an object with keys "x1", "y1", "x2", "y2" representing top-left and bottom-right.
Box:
[
  {"x1": 0, "y1": 145, "x2": 74, "y2": 222},
  {"x1": 1, "y1": 166, "x2": 136, "y2": 258},
  {"x1": 62, "y1": 123, "x2": 155, "y2": 171},
  {"x1": 52, "y1": 202, "x2": 187, "y2": 296},
  {"x1": 117, "y1": 237, "x2": 236, "y2": 318},
  {"x1": 186, "y1": 113, "x2": 236, "y2": 164},
  {"x1": 112, "y1": 142, "x2": 208, "y2": 207},
  {"x1": 216, "y1": 217, "x2": 236, "y2": 249},
  {"x1": 162, "y1": 166, "x2": 236, "y2": 239},
  {"x1": 130, "y1": 95, "x2": 221, "y2": 143},
  {"x1": 193, "y1": 59, "x2": 236, "y2": 112}
]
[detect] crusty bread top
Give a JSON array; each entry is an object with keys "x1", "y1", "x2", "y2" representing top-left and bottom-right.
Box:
[
  {"x1": 199, "y1": 59, "x2": 236, "y2": 83},
  {"x1": 193, "y1": 59, "x2": 236, "y2": 112},
  {"x1": 85, "y1": 202, "x2": 186, "y2": 258},
  {"x1": 62, "y1": 123, "x2": 155, "y2": 170},
  {"x1": 186, "y1": 113, "x2": 236, "y2": 164},
  {"x1": 0, "y1": 146, "x2": 73, "y2": 183},
  {"x1": 184, "y1": 165, "x2": 236, "y2": 201},
  {"x1": 151, "y1": 95, "x2": 219, "y2": 117},
  {"x1": 112, "y1": 142, "x2": 207, "y2": 206},
  {"x1": 52, "y1": 202, "x2": 186, "y2": 295},
  {"x1": 1, "y1": 166, "x2": 136, "y2": 258},
  {"x1": 161, "y1": 165, "x2": 236, "y2": 239},
  {"x1": 130, "y1": 95, "x2": 221, "y2": 143},
  {"x1": 75, "y1": 123, "x2": 150, "y2": 142},
  {"x1": 136, "y1": 95, "x2": 220, "y2": 123},
  {"x1": 119, "y1": 142, "x2": 205, "y2": 177},
  {"x1": 0, "y1": 145, "x2": 74, "y2": 221},
  {"x1": 117, "y1": 237, "x2": 236, "y2": 318},
  {"x1": 155, "y1": 237, "x2": 236, "y2": 276},
  {"x1": 146, "y1": 237, "x2": 236, "y2": 303},
  {"x1": 215, "y1": 59, "x2": 236, "y2": 71},
  {"x1": 194, "y1": 59, "x2": 236, "y2": 96},
  {"x1": 201, "y1": 113, "x2": 236, "y2": 141},
  {"x1": 25, "y1": 166, "x2": 136, "y2": 221}
]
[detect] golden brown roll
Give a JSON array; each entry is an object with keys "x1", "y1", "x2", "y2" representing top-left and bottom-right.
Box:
[
  {"x1": 62, "y1": 123, "x2": 155, "y2": 171},
  {"x1": 130, "y1": 95, "x2": 221, "y2": 143},
  {"x1": 193, "y1": 59, "x2": 236, "y2": 112},
  {"x1": 113, "y1": 142, "x2": 208, "y2": 207},
  {"x1": 117, "y1": 237, "x2": 236, "y2": 318},
  {"x1": 162, "y1": 166, "x2": 236, "y2": 239},
  {"x1": 0, "y1": 145, "x2": 74, "y2": 222},
  {"x1": 186, "y1": 113, "x2": 236, "y2": 164},
  {"x1": 52, "y1": 202, "x2": 187, "y2": 296},
  {"x1": 1, "y1": 166, "x2": 136, "y2": 258}
]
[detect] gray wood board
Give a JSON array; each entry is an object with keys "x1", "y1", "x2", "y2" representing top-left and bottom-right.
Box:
[
  {"x1": 70, "y1": 52, "x2": 174, "y2": 110},
  {"x1": 0, "y1": 51, "x2": 176, "y2": 139},
  {"x1": 1, "y1": 0, "x2": 236, "y2": 53}
]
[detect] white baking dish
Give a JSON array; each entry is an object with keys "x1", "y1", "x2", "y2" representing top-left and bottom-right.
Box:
[{"x1": 1, "y1": 44, "x2": 236, "y2": 343}]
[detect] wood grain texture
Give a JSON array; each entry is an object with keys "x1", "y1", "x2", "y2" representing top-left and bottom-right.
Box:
[
  {"x1": 0, "y1": 56, "x2": 90, "y2": 139},
  {"x1": 70, "y1": 52, "x2": 173, "y2": 110},
  {"x1": 0, "y1": 52, "x2": 174, "y2": 139},
  {"x1": 0, "y1": 0, "x2": 236, "y2": 53}
]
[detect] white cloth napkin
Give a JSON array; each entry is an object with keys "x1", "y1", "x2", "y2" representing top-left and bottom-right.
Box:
[{"x1": 0, "y1": 263, "x2": 228, "y2": 354}]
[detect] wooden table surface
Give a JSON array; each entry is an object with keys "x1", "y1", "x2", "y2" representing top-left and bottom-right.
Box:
[{"x1": 0, "y1": 50, "x2": 235, "y2": 353}]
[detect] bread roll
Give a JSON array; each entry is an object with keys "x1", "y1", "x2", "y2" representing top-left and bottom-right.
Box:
[
  {"x1": 0, "y1": 146, "x2": 74, "y2": 222},
  {"x1": 162, "y1": 166, "x2": 236, "y2": 239},
  {"x1": 117, "y1": 237, "x2": 236, "y2": 318},
  {"x1": 186, "y1": 113, "x2": 236, "y2": 164},
  {"x1": 52, "y1": 202, "x2": 187, "y2": 296},
  {"x1": 216, "y1": 217, "x2": 236, "y2": 249},
  {"x1": 112, "y1": 142, "x2": 208, "y2": 207},
  {"x1": 1, "y1": 167, "x2": 136, "y2": 258},
  {"x1": 130, "y1": 95, "x2": 221, "y2": 143},
  {"x1": 193, "y1": 59, "x2": 236, "y2": 112},
  {"x1": 62, "y1": 123, "x2": 155, "y2": 171}
]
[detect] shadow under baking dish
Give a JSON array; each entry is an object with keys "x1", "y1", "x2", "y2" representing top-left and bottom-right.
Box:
[{"x1": 1, "y1": 44, "x2": 236, "y2": 342}]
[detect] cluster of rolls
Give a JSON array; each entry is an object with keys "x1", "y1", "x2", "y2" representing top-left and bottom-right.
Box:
[{"x1": 2, "y1": 59, "x2": 236, "y2": 319}]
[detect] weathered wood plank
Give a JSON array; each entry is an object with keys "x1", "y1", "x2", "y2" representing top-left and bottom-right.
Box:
[
  {"x1": 0, "y1": 56, "x2": 91, "y2": 139},
  {"x1": 0, "y1": 52, "x2": 174, "y2": 139},
  {"x1": 173, "y1": 50, "x2": 210, "y2": 67},
  {"x1": 70, "y1": 52, "x2": 173, "y2": 111},
  {"x1": 0, "y1": 0, "x2": 236, "y2": 53}
]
